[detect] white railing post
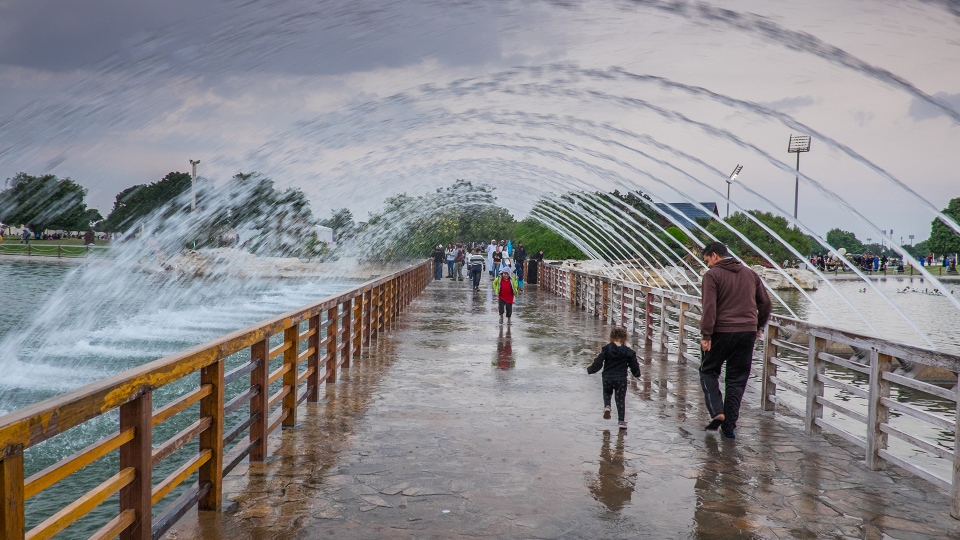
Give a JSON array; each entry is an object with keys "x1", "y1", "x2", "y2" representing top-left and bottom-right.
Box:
[
  {"x1": 676, "y1": 301, "x2": 688, "y2": 364},
  {"x1": 953, "y1": 372, "x2": 960, "y2": 518},
  {"x1": 805, "y1": 336, "x2": 826, "y2": 435},
  {"x1": 866, "y1": 350, "x2": 892, "y2": 470},
  {"x1": 760, "y1": 324, "x2": 778, "y2": 411},
  {"x1": 659, "y1": 295, "x2": 669, "y2": 353}
]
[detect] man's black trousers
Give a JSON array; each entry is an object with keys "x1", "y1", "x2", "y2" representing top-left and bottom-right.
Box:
[{"x1": 699, "y1": 331, "x2": 757, "y2": 432}]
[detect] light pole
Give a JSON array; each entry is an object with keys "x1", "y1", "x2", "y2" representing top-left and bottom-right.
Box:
[
  {"x1": 189, "y1": 159, "x2": 201, "y2": 212},
  {"x1": 787, "y1": 135, "x2": 811, "y2": 219},
  {"x1": 909, "y1": 234, "x2": 914, "y2": 246},
  {"x1": 726, "y1": 164, "x2": 742, "y2": 218}
]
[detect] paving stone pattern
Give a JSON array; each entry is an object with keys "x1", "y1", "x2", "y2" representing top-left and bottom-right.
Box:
[{"x1": 171, "y1": 279, "x2": 960, "y2": 539}]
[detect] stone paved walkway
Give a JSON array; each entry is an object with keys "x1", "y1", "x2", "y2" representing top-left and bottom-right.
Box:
[{"x1": 171, "y1": 278, "x2": 960, "y2": 539}]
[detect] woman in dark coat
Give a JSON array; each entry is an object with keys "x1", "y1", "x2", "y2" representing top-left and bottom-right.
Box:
[{"x1": 527, "y1": 249, "x2": 544, "y2": 285}]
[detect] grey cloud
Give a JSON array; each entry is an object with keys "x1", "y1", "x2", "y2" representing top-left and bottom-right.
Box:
[
  {"x1": 908, "y1": 92, "x2": 960, "y2": 121},
  {"x1": 0, "y1": 0, "x2": 506, "y2": 76},
  {"x1": 760, "y1": 95, "x2": 816, "y2": 112}
]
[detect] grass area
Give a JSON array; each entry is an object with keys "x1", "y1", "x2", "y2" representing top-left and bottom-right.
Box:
[{"x1": 0, "y1": 236, "x2": 110, "y2": 246}]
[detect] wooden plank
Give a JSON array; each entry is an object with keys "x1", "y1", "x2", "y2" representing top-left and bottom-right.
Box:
[
  {"x1": 297, "y1": 347, "x2": 316, "y2": 364},
  {"x1": 881, "y1": 397, "x2": 954, "y2": 430},
  {"x1": 223, "y1": 413, "x2": 258, "y2": 447},
  {"x1": 770, "y1": 357, "x2": 806, "y2": 376},
  {"x1": 119, "y1": 391, "x2": 151, "y2": 540},
  {"x1": 878, "y1": 449, "x2": 950, "y2": 491},
  {"x1": 223, "y1": 360, "x2": 258, "y2": 387},
  {"x1": 151, "y1": 483, "x2": 208, "y2": 540},
  {"x1": 268, "y1": 386, "x2": 291, "y2": 411},
  {"x1": 223, "y1": 386, "x2": 257, "y2": 416},
  {"x1": 198, "y1": 357, "x2": 224, "y2": 511},
  {"x1": 1, "y1": 445, "x2": 24, "y2": 540},
  {"x1": 152, "y1": 385, "x2": 211, "y2": 427},
  {"x1": 267, "y1": 363, "x2": 291, "y2": 386},
  {"x1": 771, "y1": 338, "x2": 809, "y2": 357},
  {"x1": 88, "y1": 509, "x2": 135, "y2": 540},
  {"x1": 815, "y1": 396, "x2": 868, "y2": 424},
  {"x1": 813, "y1": 418, "x2": 867, "y2": 450},
  {"x1": 817, "y1": 351, "x2": 870, "y2": 375},
  {"x1": 882, "y1": 371, "x2": 957, "y2": 401},
  {"x1": 769, "y1": 375, "x2": 805, "y2": 397},
  {"x1": 151, "y1": 450, "x2": 211, "y2": 506},
  {"x1": 297, "y1": 366, "x2": 315, "y2": 386},
  {"x1": 819, "y1": 373, "x2": 869, "y2": 399},
  {"x1": 26, "y1": 467, "x2": 135, "y2": 540},
  {"x1": 152, "y1": 417, "x2": 212, "y2": 466},
  {"x1": 25, "y1": 428, "x2": 133, "y2": 499},
  {"x1": 267, "y1": 340, "x2": 293, "y2": 361},
  {"x1": 878, "y1": 424, "x2": 953, "y2": 461}
]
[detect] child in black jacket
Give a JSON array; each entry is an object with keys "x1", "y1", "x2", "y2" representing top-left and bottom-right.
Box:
[{"x1": 587, "y1": 327, "x2": 641, "y2": 429}]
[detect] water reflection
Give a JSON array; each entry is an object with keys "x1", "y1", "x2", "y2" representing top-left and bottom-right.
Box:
[
  {"x1": 693, "y1": 436, "x2": 760, "y2": 540},
  {"x1": 587, "y1": 429, "x2": 636, "y2": 512},
  {"x1": 494, "y1": 326, "x2": 514, "y2": 370}
]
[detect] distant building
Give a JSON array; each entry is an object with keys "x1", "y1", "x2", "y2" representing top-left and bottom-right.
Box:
[{"x1": 653, "y1": 202, "x2": 719, "y2": 229}]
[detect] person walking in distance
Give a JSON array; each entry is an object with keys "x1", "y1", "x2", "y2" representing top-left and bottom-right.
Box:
[
  {"x1": 431, "y1": 244, "x2": 445, "y2": 281},
  {"x1": 453, "y1": 244, "x2": 465, "y2": 281},
  {"x1": 493, "y1": 267, "x2": 519, "y2": 325},
  {"x1": 699, "y1": 241, "x2": 772, "y2": 439},
  {"x1": 469, "y1": 248, "x2": 486, "y2": 291}
]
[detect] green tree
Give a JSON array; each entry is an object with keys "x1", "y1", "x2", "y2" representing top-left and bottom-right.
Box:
[
  {"x1": 928, "y1": 197, "x2": 960, "y2": 255},
  {"x1": 825, "y1": 228, "x2": 864, "y2": 254},
  {"x1": 0, "y1": 173, "x2": 95, "y2": 231},
  {"x1": 513, "y1": 218, "x2": 586, "y2": 260},
  {"x1": 320, "y1": 208, "x2": 356, "y2": 241},
  {"x1": 103, "y1": 171, "x2": 191, "y2": 232},
  {"x1": 706, "y1": 211, "x2": 811, "y2": 264}
]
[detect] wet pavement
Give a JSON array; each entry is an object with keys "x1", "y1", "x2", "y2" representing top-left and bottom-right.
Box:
[{"x1": 170, "y1": 278, "x2": 960, "y2": 539}]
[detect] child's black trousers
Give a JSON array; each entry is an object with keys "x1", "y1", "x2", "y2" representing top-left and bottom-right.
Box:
[{"x1": 602, "y1": 379, "x2": 628, "y2": 421}]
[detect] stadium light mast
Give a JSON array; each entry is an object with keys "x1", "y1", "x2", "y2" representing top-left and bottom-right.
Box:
[
  {"x1": 787, "y1": 134, "x2": 811, "y2": 219},
  {"x1": 190, "y1": 159, "x2": 201, "y2": 212},
  {"x1": 726, "y1": 164, "x2": 742, "y2": 218}
]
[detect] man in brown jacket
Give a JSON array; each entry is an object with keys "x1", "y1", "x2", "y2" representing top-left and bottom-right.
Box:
[{"x1": 699, "y1": 241, "x2": 772, "y2": 439}]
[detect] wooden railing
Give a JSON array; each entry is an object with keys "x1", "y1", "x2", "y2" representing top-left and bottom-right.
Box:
[
  {"x1": 541, "y1": 263, "x2": 960, "y2": 518},
  {"x1": 0, "y1": 260, "x2": 431, "y2": 539}
]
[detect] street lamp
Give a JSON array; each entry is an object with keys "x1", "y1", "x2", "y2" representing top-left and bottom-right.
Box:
[
  {"x1": 787, "y1": 134, "x2": 811, "y2": 219},
  {"x1": 189, "y1": 159, "x2": 201, "y2": 212},
  {"x1": 726, "y1": 164, "x2": 742, "y2": 218},
  {"x1": 909, "y1": 234, "x2": 914, "y2": 246}
]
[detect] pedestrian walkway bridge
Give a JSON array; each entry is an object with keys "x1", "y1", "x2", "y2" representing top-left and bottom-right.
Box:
[{"x1": 2, "y1": 261, "x2": 960, "y2": 539}]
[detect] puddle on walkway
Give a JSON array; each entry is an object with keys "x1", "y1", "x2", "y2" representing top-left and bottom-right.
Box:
[{"x1": 172, "y1": 280, "x2": 960, "y2": 539}]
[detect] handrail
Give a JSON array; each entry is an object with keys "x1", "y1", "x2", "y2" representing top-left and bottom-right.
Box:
[
  {"x1": 540, "y1": 262, "x2": 960, "y2": 519},
  {"x1": 0, "y1": 259, "x2": 432, "y2": 539}
]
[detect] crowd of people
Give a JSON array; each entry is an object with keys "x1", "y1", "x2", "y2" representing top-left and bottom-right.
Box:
[{"x1": 430, "y1": 240, "x2": 547, "y2": 324}]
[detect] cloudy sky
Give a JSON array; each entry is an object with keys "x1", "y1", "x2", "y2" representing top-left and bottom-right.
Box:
[{"x1": 0, "y1": 0, "x2": 958, "y2": 244}]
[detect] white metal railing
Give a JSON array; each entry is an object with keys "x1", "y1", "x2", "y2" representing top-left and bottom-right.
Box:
[{"x1": 541, "y1": 263, "x2": 960, "y2": 518}]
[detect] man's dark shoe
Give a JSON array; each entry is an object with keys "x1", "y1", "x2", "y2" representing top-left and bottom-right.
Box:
[
  {"x1": 705, "y1": 417, "x2": 723, "y2": 431},
  {"x1": 720, "y1": 426, "x2": 736, "y2": 439}
]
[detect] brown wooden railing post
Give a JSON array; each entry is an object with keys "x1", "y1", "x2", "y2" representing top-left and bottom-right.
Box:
[
  {"x1": 307, "y1": 314, "x2": 321, "y2": 402},
  {"x1": 1, "y1": 445, "x2": 25, "y2": 540},
  {"x1": 198, "y1": 358, "x2": 224, "y2": 510},
  {"x1": 326, "y1": 305, "x2": 338, "y2": 384},
  {"x1": 341, "y1": 299, "x2": 353, "y2": 370},
  {"x1": 760, "y1": 325, "x2": 778, "y2": 411},
  {"x1": 353, "y1": 294, "x2": 363, "y2": 358},
  {"x1": 805, "y1": 336, "x2": 826, "y2": 435},
  {"x1": 363, "y1": 289, "x2": 372, "y2": 347},
  {"x1": 249, "y1": 339, "x2": 268, "y2": 462},
  {"x1": 866, "y1": 350, "x2": 892, "y2": 470},
  {"x1": 282, "y1": 325, "x2": 299, "y2": 428},
  {"x1": 119, "y1": 391, "x2": 152, "y2": 540}
]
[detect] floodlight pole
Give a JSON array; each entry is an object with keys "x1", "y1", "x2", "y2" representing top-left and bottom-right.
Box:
[
  {"x1": 787, "y1": 135, "x2": 811, "y2": 219},
  {"x1": 190, "y1": 159, "x2": 201, "y2": 212},
  {"x1": 726, "y1": 164, "x2": 742, "y2": 218}
]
